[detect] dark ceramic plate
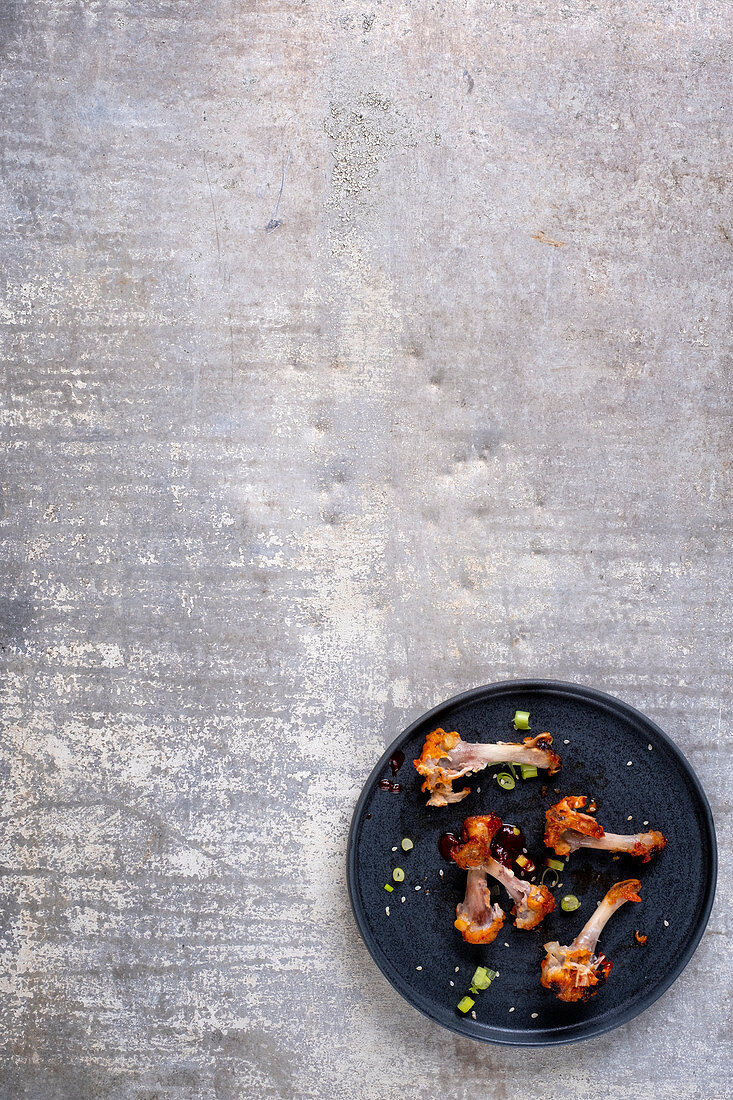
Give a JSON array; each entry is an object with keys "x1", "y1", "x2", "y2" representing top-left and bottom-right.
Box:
[{"x1": 347, "y1": 680, "x2": 717, "y2": 1045}]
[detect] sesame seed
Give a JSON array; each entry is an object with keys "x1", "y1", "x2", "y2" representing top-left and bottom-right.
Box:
[
  {"x1": 455, "y1": 966, "x2": 460, "y2": 973},
  {"x1": 477, "y1": 786, "x2": 481, "y2": 792},
  {"x1": 415, "y1": 885, "x2": 421, "y2": 891},
  {"x1": 531, "y1": 1013, "x2": 538, "y2": 1019},
  {"x1": 509, "y1": 1007, "x2": 515, "y2": 1013},
  {"x1": 627, "y1": 761, "x2": 633, "y2": 766},
  {"x1": 401, "y1": 896, "x2": 405, "y2": 903},
  {"x1": 627, "y1": 815, "x2": 633, "y2": 821},
  {"x1": 648, "y1": 744, "x2": 653, "y2": 751},
  {"x1": 450, "y1": 980, "x2": 454, "y2": 987},
  {"x1": 564, "y1": 739, "x2": 570, "y2": 745},
  {"x1": 643, "y1": 821, "x2": 649, "y2": 826},
  {"x1": 416, "y1": 965, "x2": 422, "y2": 971},
  {"x1": 504, "y1": 942, "x2": 509, "y2": 947},
  {"x1": 664, "y1": 920, "x2": 669, "y2": 927},
  {"x1": 392, "y1": 847, "x2": 398, "y2": 852},
  {"x1": 385, "y1": 907, "x2": 390, "y2": 916},
  {"x1": 471, "y1": 1010, "x2": 477, "y2": 1019},
  {"x1": 439, "y1": 869, "x2": 444, "y2": 877}
]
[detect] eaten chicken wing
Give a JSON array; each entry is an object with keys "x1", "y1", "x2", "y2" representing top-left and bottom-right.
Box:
[
  {"x1": 454, "y1": 868, "x2": 506, "y2": 944},
  {"x1": 452, "y1": 815, "x2": 555, "y2": 933},
  {"x1": 414, "y1": 728, "x2": 561, "y2": 806},
  {"x1": 541, "y1": 879, "x2": 641, "y2": 1002},
  {"x1": 545, "y1": 796, "x2": 666, "y2": 862}
]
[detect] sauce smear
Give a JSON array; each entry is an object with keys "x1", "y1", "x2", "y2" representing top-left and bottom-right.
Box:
[
  {"x1": 389, "y1": 750, "x2": 405, "y2": 777},
  {"x1": 438, "y1": 832, "x2": 462, "y2": 862},
  {"x1": 377, "y1": 779, "x2": 402, "y2": 793},
  {"x1": 491, "y1": 824, "x2": 535, "y2": 877}
]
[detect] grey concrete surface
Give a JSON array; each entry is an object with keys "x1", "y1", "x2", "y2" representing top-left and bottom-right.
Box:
[{"x1": 1, "y1": 1, "x2": 731, "y2": 1097}]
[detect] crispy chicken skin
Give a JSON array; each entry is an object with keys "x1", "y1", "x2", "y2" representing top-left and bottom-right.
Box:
[
  {"x1": 545, "y1": 795, "x2": 667, "y2": 862},
  {"x1": 452, "y1": 812, "x2": 503, "y2": 859},
  {"x1": 452, "y1": 815, "x2": 555, "y2": 932},
  {"x1": 413, "y1": 729, "x2": 471, "y2": 806},
  {"x1": 414, "y1": 728, "x2": 561, "y2": 806},
  {"x1": 541, "y1": 879, "x2": 641, "y2": 1002},
  {"x1": 455, "y1": 868, "x2": 506, "y2": 944},
  {"x1": 544, "y1": 795, "x2": 604, "y2": 853}
]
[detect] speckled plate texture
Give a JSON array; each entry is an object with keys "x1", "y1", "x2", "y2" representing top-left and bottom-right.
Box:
[{"x1": 347, "y1": 680, "x2": 717, "y2": 1045}]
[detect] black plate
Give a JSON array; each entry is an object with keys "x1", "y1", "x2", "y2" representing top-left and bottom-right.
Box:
[{"x1": 347, "y1": 680, "x2": 717, "y2": 1045}]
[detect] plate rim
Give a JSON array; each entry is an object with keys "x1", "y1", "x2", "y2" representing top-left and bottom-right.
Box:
[{"x1": 346, "y1": 678, "x2": 718, "y2": 1046}]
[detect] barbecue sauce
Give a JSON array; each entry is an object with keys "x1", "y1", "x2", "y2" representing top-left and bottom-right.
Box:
[
  {"x1": 389, "y1": 750, "x2": 405, "y2": 777},
  {"x1": 377, "y1": 778, "x2": 402, "y2": 793},
  {"x1": 490, "y1": 823, "x2": 535, "y2": 877},
  {"x1": 438, "y1": 832, "x2": 462, "y2": 862}
]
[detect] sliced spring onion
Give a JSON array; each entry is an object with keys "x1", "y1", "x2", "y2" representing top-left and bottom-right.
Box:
[
  {"x1": 485, "y1": 969, "x2": 497, "y2": 981},
  {"x1": 392, "y1": 867, "x2": 405, "y2": 883},
  {"x1": 561, "y1": 894, "x2": 580, "y2": 912},
  {"x1": 513, "y1": 710, "x2": 531, "y2": 730},
  {"x1": 471, "y1": 966, "x2": 492, "y2": 990},
  {"x1": 540, "y1": 868, "x2": 559, "y2": 888},
  {"x1": 545, "y1": 857, "x2": 564, "y2": 872},
  {"x1": 400, "y1": 838, "x2": 414, "y2": 851},
  {"x1": 520, "y1": 764, "x2": 538, "y2": 780},
  {"x1": 457, "y1": 996, "x2": 475, "y2": 1014},
  {"x1": 504, "y1": 762, "x2": 518, "y2": 780},
  {"x1": 469, "y1": 985, "x2": 479, "y2": 995},
  {"x1": 384, "y1": 883, "x2": 394, "y2": 892},
  {"x1": 496, "y1": 772, "x2": 515, "y2": 791}
]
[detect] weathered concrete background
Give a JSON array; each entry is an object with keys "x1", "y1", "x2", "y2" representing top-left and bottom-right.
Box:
[{"x1": 1, "y1": 1, "x2": 730, "y2": 1097}]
